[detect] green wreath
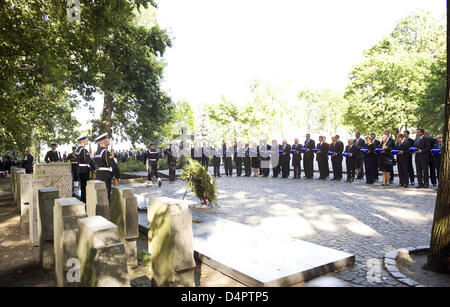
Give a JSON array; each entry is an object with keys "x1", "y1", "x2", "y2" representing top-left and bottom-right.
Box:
[{"x1": 181, "y1": 158, "x2": 218, "y2": 207}]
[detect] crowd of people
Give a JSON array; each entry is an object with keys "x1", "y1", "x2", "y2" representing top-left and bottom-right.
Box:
[
  {"x1": 181, "y1": 128, "x2": 443, "y2": 189},
  {"x1": 0, "y1": 128, "x2": 444, "y2": 195}
]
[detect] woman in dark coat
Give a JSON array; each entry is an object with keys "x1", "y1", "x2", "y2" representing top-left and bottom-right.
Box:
[
  {"x1": 363, "y1": 136, "x2": 377, "y2": 184},
  {"x1": 251, "y1": 142, "x2": 260, "y2": 177},
  {"x1": 379, "y1": 135, "x2": 393, "y2": 186}
]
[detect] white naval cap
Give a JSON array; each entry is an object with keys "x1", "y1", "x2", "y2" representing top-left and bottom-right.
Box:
[
  {"x1": 95, "y1": 133, "x2": 108, "y2": 143},
  {"x1": 77, "y1": 135, "x2": 88, "y2": 141}
]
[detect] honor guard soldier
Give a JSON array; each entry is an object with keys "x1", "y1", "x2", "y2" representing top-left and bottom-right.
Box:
[
  {"x1": 76, "y1": 135, "x2": 96, "y2": 202},
  {"x1": 144, "y1": 142, "x2": 162, "y2": 187},
  {"x1": 67, "y1": 146, "x2": 79, "y2": 196},
  {"x1": 45, "y1": 142, "x2": 62, "y2": 163},
  {"x1": 165, "y1": 144, "x2": 177, "y2": 182},
  {"x1": 94, "y1": 133, "x2": 120, "y2": 203}
]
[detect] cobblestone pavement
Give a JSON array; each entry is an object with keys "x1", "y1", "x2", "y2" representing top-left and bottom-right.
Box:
[{"x1": 127, "y1": 170, "x2": 437, "y2": 287}]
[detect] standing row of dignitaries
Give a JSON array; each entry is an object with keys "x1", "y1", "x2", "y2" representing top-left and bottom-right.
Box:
[{"x1": 188, "y1": 129, "x2": 443, "y2": 189}]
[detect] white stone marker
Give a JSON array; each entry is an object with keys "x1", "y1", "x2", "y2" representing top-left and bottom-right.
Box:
[
  {"x1": 77, "y1": 215, "x2": 130, "y2": 287},
  {"x1": 86, "y1": 180, "x2": 110, "y2": 219},
  {"x1": 54, "y1": 197, "x2": 87, "y2": 287},
  {"x1": 38, "y1": 187, "x2": 59, "y2": 269},
  {"x1": 110, "y1": 186, "x2": 138, "y2": 267},
  {"x1": 13, "y1": 168, "x2": 25, "y2": 211},
  {"x1": 19, "y1": 173, "x2": 32, "y2": 234},
  {"x1": 148, "y1": 197, "x2": 196, "y2": 287},
  {"x1": 29, "y1": 179, "x2": 45, "y2": 246}
]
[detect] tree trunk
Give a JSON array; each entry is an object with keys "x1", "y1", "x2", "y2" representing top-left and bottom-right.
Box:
[
  {"x1": 425, "y1": 1, "x2": 450, "y2": 273},
  {"x1": 100, "y1": 92, "x2": 113, "y2": 137}
]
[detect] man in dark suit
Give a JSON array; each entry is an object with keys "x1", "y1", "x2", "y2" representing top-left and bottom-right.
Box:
[
  {"x1": 414, "y1": 128, "x2": 431, "y2": 188},
  {"x1": 370, "y1": 133, "x2": 380, "y2": 182},
  {"x1": 331, "y1": 135, "x2": 344, "y2": 180},
  {"x1": 353, "y1": 132, "x2": 365, "y2": 180},
  {"x1": 425, "y1": 131, "x2": 438, "y2": 187},
  {"x1": 303, "y1": 134, "x2": 315, "y2": 179},
  {"x1": 281, "y1": 140, "x2": 291, "y2": 178},
  {"x1": 291, "y1": 138, "x2": 302, "y2": 179},
  {"x1": 234, "y1": 141, "x2": 243, "y2": 177},
  {"x1": 394, "y1": 134, "x2": 410, "y2": 188},
  {"x1": 201, "y1": 143, "x2": 210, "y2": 168},
  {"x1": 345, "y1": 139, "x2": 358, "y2": 183},
  {"x1": 316, "y1": 136, "x2": 329, "y2": 180},
  {"x1": 21, "y1": 149, "x2": 34, "y2": 174},
  {"x1": 383, "y1": 130, "x2": 395, "y2": 183},
  {"x1": 223, "y1": 141, "x2": 233, "y2": 176},
  {"x1": 243, "y1": 143, "x2": 251, "y2": 177},
  {"x1": 403, "y1": 130, "x2": 415, "y2": 186}
]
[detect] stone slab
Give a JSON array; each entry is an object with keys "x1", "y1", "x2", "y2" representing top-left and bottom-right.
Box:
[
  {"x1": 110, "y1": 186, "x2": 138, "y2": 240},
  {"x1": 140, "y1": 211, "x2": 355, "y2": 287},
  {"x1": 34, "y1": 163, "x2": 72, "y2": 198},
  {"x1": 77, "y1": 216, "x2": 130, "y2": 287},
  {"x1": 19, "y1": 174, "x2": 32, "y2": 234},
  {"x1": 54, "y1": 197, "x2": 87, "y2": 287},
  {"x1": 38, "y1": 187, "x2": 59, "y2": 269},
  {"x1": 86, "y1": 180, "x2": 110, "y2": 219},
  {"x1": 147, "y1": 197, "x2": 196, "y2": 286},
  {"x1": 29, "y1": 179, "x2": 46, "y2": 246}
]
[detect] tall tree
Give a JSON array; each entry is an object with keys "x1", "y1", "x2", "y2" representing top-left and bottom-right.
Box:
[
  {"x1": 344, "y1": 11, "x2": 445, "y2": 136},
  {"x1": 426, "y1": 3, "x2": 450, "y2": 274},
  {"x1": 0, "y1": 0, "x2": 80, "y2": 153},
  {"x1": 67, "y1": 0, "x2": 173, "y2": 144}
]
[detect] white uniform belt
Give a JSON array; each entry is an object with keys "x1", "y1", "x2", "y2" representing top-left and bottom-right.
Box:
[
  {"x1": 149, "y1": 159, "x2": 157, "y2": 162},
  {"x1": 98, "y1": 167, "x2": 112, "y2": 172},
  {"x1": 78, "y1": 164, "x2": 90, "y2": 167},
  {"x1": 70, "y1": 162, "x2": 78, "y2": 164}
]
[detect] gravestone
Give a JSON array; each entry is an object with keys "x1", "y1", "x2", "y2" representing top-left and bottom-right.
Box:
[
  {"x1": 10, "y1": 166, "x2": 18, "y2": 199},
  {"x1": 77, "y1": 216, "x2": 130, "y2": 287},
  {"x1": 38, "y1": 187, "x2": 59, "y2": 269},
  {"x1": 13, "y1": 168, "x2": 25, "y2": 211},
  {"x1": 19, "y1": 173, "x2": 32, "y2": 234},
  {"x1": 34, "y1": 163, "x2": 72, "y2": 198},
  {"x1": 110, "y1": 186, "x2": 138, "y2": 267},
  {"x1": 54, "y1": 197, "x2": 87, "y2": 287},
  {"x1": 147, "y1": 197, "x2": 196, "y2": 287},
  {"x1": 29, "y1": 179, "x2": 45, "y2": 247},
  {"x1": 86, "y1": 180, "x2": 110, "y2": 219}
]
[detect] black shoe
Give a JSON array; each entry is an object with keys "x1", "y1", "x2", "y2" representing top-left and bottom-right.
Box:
[
  {"x1": 403, "y1": 185, "x2": 409, "y2": 188},
  {"x1": 416, "y1": 185, "x2": 423, "y2": 189},
  {"x1": 158, "y1": 180, "x2": 162, "y2": 187}
]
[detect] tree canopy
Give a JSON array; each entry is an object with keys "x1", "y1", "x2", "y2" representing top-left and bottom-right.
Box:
[{"x1": 344, "y1": 11, "x2": 446, "y2": 135}]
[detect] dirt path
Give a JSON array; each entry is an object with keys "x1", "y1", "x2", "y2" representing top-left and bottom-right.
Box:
[{"x1": 0, "y1": 193, "x2": 56, "y2": 287}]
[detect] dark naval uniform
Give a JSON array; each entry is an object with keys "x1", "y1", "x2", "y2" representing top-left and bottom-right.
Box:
[
  {"x1": 94, "y1": 146, "x2": 120, "y2": 202},
  {"x1": 45, "y1": 150, "x2": 62, "y2": 163},
  {"x1": 76, "y1": 145, "x2": 95, "y2": 202},
  {"x1": 144, "y1": 148, "x2": 161, "y2": 185},
  {"x1": 165, "y1": 147, "x2": 177, "y2": 182},
  {"x1": 22, "y1": 153, "x2": 34, "y2": 174}
]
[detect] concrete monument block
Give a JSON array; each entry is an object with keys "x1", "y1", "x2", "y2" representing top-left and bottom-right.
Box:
[
  {"x1": 19, "y1": 174, "x2": 32, "y2": 234},
  {"x1": 148, "y1": 197, "x2": 196, "y2": 287},
  {"x1": 77, "y1": 216, "x2": 130, "y2": 287},
  {"x1": 111, "y1": 186, "x2": 139, "y2": 267},
  {"x1": 38, "y1": 187, "x2": 59, "y2": 269},
  {"x1": 29, "y1": 179, "x2": 45, "y2": 247},
  {"x1": 34, "y1": 163, "x2": 72, "y2": 198},
  {"x1": 86, "y1": 180, "x2": 110, "y2": 219},
  {"x1": 13, "y1": 169, "x2": 25, "y2": 211},
  {"x1": 54, "y1": 197, "x2": 87, "y2": 287}
]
